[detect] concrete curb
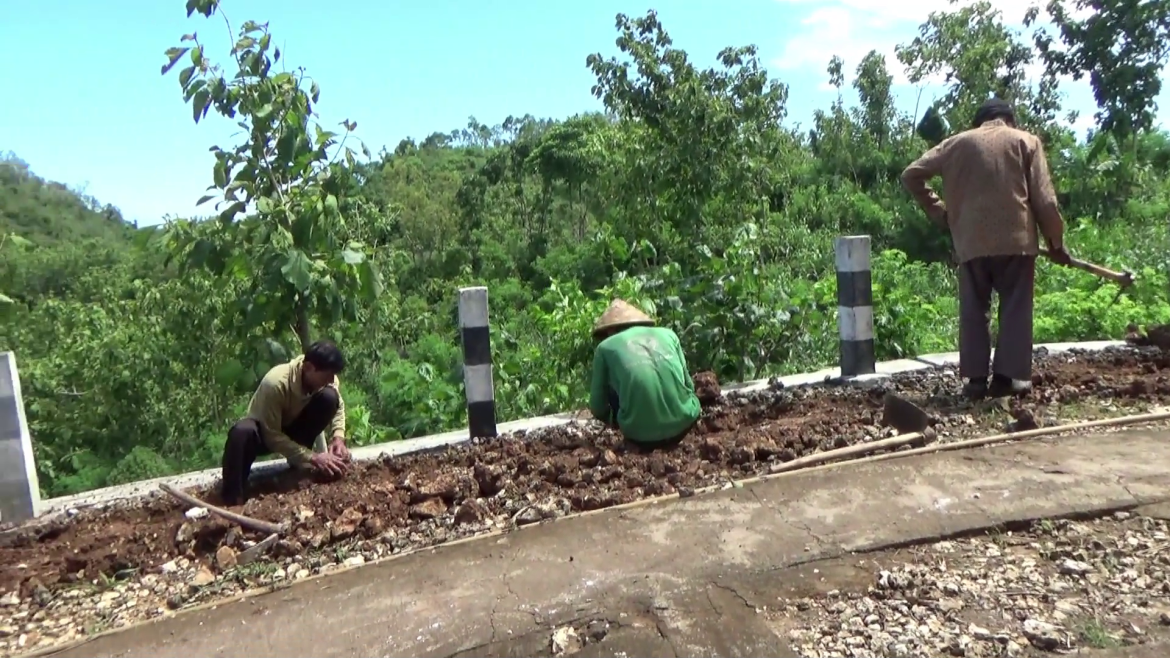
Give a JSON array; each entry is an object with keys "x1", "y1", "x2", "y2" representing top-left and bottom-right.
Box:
[{"x1": 37, "y1": 339, "x2": 1126, "y2": 515}]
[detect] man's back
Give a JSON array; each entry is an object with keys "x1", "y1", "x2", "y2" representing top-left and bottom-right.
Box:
[
  {"x1": 901, "y1": 119, "x2": 1063, "y2": 263},
  {"x1": 247, "y1": 356, "x2": 305, "y2": 423},
  {"x1": 593, "y1": 326, "x2": 700, "y2": 444}
]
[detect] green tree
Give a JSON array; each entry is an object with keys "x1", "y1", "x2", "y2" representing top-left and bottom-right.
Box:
[
  {"x1": 160, "y1": 0, "x2": 383, "y2": 348},
  {"x1": 1031, "y1": 0, "x2": 1170, "y2": 147},
  {"x1": 585, "y1": 10, "x2": 789, "y2": 260},
  {"x1": 897, "y1": 0, "x2": 1064, "y2": 141}
]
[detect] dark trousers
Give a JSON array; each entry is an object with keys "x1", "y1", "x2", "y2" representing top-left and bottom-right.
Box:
[
  {"x1": 607, "y1": 388, "x2": 692, "y2": 450},
  {"x1": 957, "y1": 254, "x2": 1036, "y2": 382},
  {"x1": 220, "y1": 387, "x2": 340, "y2": 505}
]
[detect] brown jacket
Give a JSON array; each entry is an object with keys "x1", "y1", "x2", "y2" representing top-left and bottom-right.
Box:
[{"x1": 901, "y1": 119, "x2": 1065, "y2": 264}]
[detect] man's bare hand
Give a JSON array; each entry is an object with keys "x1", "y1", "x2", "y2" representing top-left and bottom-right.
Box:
[
  {"x1": 310, "y1": 452, "x2": 349, "y2": 478},
  {"x1": 328, "y1": 436, "x2": 351, "y2": 461},
  {"x1": 1045, "y1": 244, "x2": 1073, "y2": 266}
]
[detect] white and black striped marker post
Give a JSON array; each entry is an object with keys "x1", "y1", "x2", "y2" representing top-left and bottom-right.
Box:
[
  {"x1": 0, "y1": 352, "x2": 41, "y2": 523},
  {"x1": 458, "y1": 287, "x2": 498, "y2": 439},
  {"x1": 834, "y1": 236, "x2": 876, "y2": 377}
]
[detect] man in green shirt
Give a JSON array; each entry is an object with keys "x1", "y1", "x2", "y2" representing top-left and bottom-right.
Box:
[
  {"x1": 220, "y1": 340, "x2": 352, "y2": 506},
  {"x1": 589, "y1": 299, "x2": 702, "y2": 448}
]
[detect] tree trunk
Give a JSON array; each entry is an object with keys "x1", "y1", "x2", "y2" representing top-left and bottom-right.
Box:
[{"x1": 295, "y1": 298, "x2": 312, "y2": 350}]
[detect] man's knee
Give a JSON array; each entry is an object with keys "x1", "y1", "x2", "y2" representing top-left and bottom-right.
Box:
[
  {"x1": 315, "y1": 386, "x2": 340, "y2": 413},
  {"x1": 226, "y1": 419, "x2": 261, "y2": 449}
]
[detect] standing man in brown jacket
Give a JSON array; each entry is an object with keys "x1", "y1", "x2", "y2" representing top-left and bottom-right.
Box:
[{"x1": 901, "y1": 98, "x2": 1072, "y2": 400}]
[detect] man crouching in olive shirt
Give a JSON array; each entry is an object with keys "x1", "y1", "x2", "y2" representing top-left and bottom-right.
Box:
[{"x1": 220, "y1": 340, "x2": 351, "y2": 505}]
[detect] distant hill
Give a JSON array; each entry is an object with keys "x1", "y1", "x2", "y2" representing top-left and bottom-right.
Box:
[{"x1": 0, "y1": 152, "x2": 136, "y2": 246}]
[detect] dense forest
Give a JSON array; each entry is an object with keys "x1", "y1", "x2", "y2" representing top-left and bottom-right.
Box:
[{"x1": 2, "y1": 0, "x2": 1169, "y2": 497}]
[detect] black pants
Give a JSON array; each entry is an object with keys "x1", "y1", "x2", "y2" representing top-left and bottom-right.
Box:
[
  {"x1": 220, "y1": 387, "x2": 340, "y2": 505},
  {"x1": 957, "y1": 255, "x2": 1036, "y2": 381},
  {"x1": 608, "y1": 388, "x2": 691, "y2": 451}
]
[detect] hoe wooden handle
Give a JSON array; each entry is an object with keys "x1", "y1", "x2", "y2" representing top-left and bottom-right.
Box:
[{"x1": 1042, "y1": 251, "x2": 1135, "y2": 287}]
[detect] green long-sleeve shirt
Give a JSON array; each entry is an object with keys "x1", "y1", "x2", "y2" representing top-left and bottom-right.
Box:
[
  {"x1": 589, "y1": 326, "x2": 701, "y2": 444},
  {"x1": 246, "y1": 356, "x2": 346, "y2": 467}
]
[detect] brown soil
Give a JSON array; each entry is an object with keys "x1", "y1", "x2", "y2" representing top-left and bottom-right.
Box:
[
  {"x1": 1126, "y1": 322, "x2": 1170, "y2": 351},
  {"x1": 4, "y1": 346, "x2": 1170, "y2": 595}
]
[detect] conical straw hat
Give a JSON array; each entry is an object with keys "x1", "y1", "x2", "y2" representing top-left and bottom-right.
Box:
[{"x1": 593, "y1": 299, "x2": 655, "y2": 337}]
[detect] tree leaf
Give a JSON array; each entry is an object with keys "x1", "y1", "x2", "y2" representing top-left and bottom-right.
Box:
[
  {"x1": 161, "y1": 47, "x2": 191, "y2": 75},
  {"x1": 341, "y1": 248, "x2": 364, "y2": 265},
  {"x1": 192, "y1": 89, "x2": 211, "y2": 123},
  {"x1": 0, "y1": 293, "x2": 13, "y2": 305},
  {"x1": 359, "y1": 260, "x2": 383, "y2": 300},
  {"x1": 214, "y1": 359, "x2": 246, "y2": 388},
  {"x1": 178, "y1": 65, "x2": 197, "y2": 88},
  {"x1": 217, "y1": 201, "x2": 246, "y2": 224},
  {"x1": 281, "y1": 249, "x2": 313, "y2": 291},
  {"x1": 264, "y1": 337, "x2": 292, "y2": 363}
]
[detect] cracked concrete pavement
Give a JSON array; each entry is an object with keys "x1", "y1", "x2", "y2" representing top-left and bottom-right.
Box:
[{"x1": 38, "y1": 429, "x2": 1170, "y2": 658}]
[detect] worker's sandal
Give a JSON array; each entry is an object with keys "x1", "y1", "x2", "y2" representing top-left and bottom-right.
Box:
[
  {"x1": 987, "y1": 374, "x2": 1032, "y2": 398},
  {"x1": 962, "y1": 378, "x2": 989, "y2": 401}
]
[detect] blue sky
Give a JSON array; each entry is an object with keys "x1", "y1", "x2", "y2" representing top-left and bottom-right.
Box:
[{"x1": 1, "y1": 0, "x2": 1164, "y2": 227}]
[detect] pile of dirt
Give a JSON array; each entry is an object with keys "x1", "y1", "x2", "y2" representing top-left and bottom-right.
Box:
[
  {"x1": 3, "y1": 346, "x2": 1170, "y2": 594},
  {"x1": 1126, "y1": 323, "x2": 1170, "y2": 351}
]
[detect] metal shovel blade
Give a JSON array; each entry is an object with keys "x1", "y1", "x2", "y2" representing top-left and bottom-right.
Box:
[{"x1": 882, "y1": 392, "x2": 931, "y2": 434}]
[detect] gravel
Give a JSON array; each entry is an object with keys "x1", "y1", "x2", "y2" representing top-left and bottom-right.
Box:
[
  {"x1": 0, "y1": 533, "x2": 410, "y2": 655},
  {"x1": 777, "y1": 512, "x2": 1170, "y2": 657}
]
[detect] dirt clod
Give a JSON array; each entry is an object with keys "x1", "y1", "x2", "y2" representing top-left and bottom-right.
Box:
[
  {"x1": 408, "y1": 498, "x2": 447, "y2": 520},
  {"x1": 693, "y1": 371, "x2": 722, "y2": 405},
  {"x1": 214, "y1": 546, "x2": 237, "y2": 571},
  {"x1": 453, "y1": 500, "x2": 487, "y2": 526}
]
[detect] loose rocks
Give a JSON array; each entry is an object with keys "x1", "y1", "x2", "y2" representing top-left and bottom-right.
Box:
[{"x1": 776, "y1": 513, "x2": 1170, "y2": 657}]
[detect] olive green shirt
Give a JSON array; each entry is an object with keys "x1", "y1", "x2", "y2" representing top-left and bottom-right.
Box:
[{"x1": 245, "y1": 356, "x2": 346, "y2": 467}]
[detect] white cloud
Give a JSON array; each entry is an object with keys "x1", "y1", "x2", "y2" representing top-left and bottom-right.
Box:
[{"x1": 772, "y1": 0, "x2": 1046, "y2": 89}]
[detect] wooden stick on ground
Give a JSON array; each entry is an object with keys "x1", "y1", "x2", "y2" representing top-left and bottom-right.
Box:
[
  {"x1": 159, "y1": 483, "x2": 286, "y2": 535},
  {"x1": 769, "y1": 431, "x2": 927, "y2": 474},
  {"x1": 768, "y1": 410, "x2": 1170, "y2": 476}
]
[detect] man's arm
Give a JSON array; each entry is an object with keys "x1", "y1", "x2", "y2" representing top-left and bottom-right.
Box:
[
  {"x1": 1024, "y1": 136, "x2": 1066, "y2": 249},
  {"x1": 901, "y1": 143, "x2": 950, "y2": 229},
  {"x1": 252, "y1": 382, "x2": 314, "y2": 468},
  {"x1": 327, "y1": 381, "x2": 346, "y2": 442},
  {"x1": 588, "y1": 348, "x2": 611, "y2": 423}
]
